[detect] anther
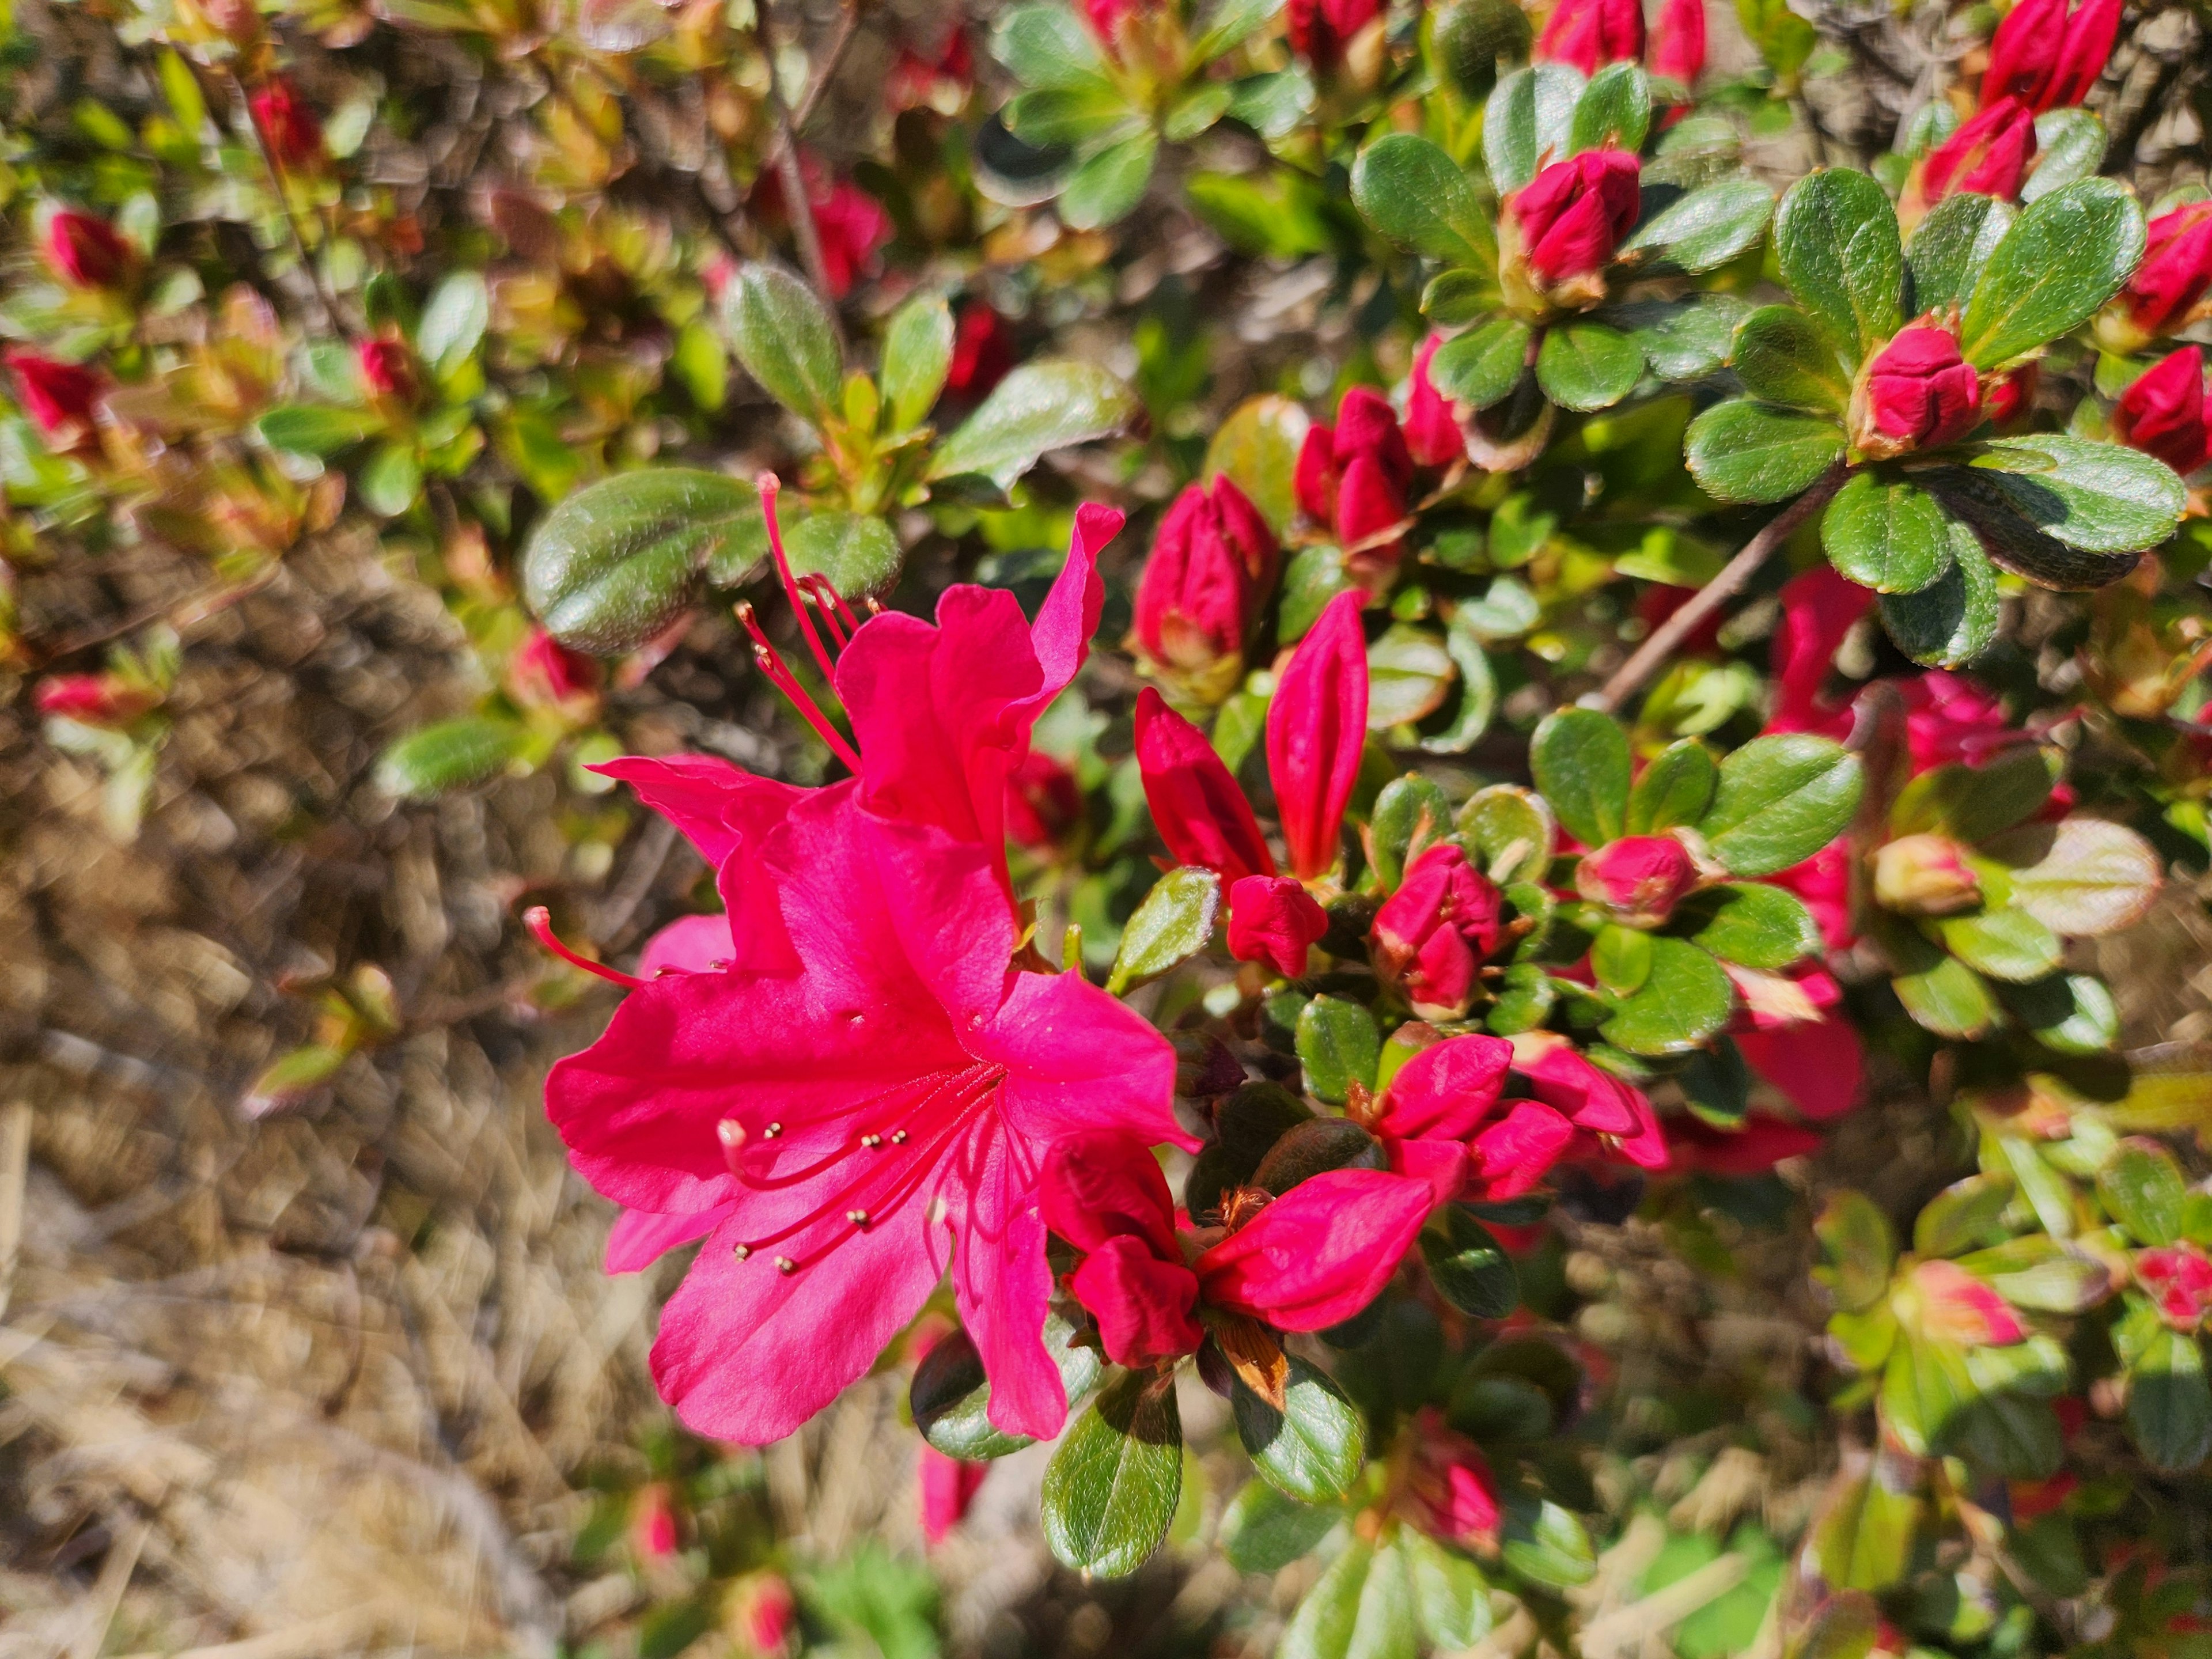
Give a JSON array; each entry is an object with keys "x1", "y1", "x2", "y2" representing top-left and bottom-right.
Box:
[
  {"x1": 733, "y1": 1244, "x2": 751, "y2": 1260},
  {"x1": 764, "y1": 1122, "x2": 782, "y2": 1138},
  {"x1": 775, "y1": 1256, "x2": 797, "y2": 1274},
  {"x1": 890, "y1": 1131, "x2": 908, "y2": 1145},
  {"x1": 846, "y1": 1210, "x2": 869, "y2": 1226},
  {"x1": 522, "y1": 906, "x2": 646, "y2": 990},
  {"x1": 860, "y1": 1133, "x2": 882, "y2": 1148}
]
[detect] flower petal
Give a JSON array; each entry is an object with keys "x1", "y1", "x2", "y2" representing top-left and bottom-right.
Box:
[
  {"x1": 1198, "y1": 1168, "x2": 1433, "y2": 1331},
  {"x1": 983, "y1": 967, "x2": 1192, "y2": 1150}
]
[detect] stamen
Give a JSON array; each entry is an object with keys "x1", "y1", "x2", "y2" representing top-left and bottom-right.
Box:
[
  {"x1": 860, "y1": 1133, "x2": 882, "y2": 1148},
  {"x1": 798, "y1": 575, "x2": 853, "y2": 650},
  {"x1": 757, "y1": 474, "x2": 839, "y2": 687},
  {"x1": 522, "y1": 906, "x2": 646, "y2": 989},
  {"x1": 733, "y1": 1244, "x2": 751, "y2": 1260},
  {"x1": 764, "y1": 1122, "x2": 782, "y2": 1138},
  {"x1": 737, "y1": 602, "x2": 863, "y2": 772},
  {"x1": 891, "y1": 1131, "x2": 907, "y2": 1144},
  {"x1": 846, "y1": 1210, "x2": 869, "y2": 1226},
  {"x1": 716, "y1": 1118, "x2": 748, "y2": 1177},
  {"x1": 775, "y1": 1256, "x2": 797, "y2": 1274}
]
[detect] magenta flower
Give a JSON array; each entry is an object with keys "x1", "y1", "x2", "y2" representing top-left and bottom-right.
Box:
[
  {"x1": 1356, "y1": 1031, "x2": 1580, "y2": 1202},
  {"x1": 1510, "y1": 1035, "x2": 1668, "y2": 1172},
  {"x1": 1402, "y1": 1408, "x2": 1503, "y2": 1546},
  {"x1": 1370, "y1": 843, "x2": 1505, "y2": 1020},
  {"x1": 921, "y1": 1445, "x2": 989, "y2": 1544},
  {"x1": 1269, "y1": 589, "x2": 1370, "y2": 881}
]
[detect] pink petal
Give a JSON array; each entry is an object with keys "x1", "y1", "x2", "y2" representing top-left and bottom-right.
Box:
[
  {"x1": 946, "y1": 1121, "x2": 1065, "y2": 1440},
  {"x1": 1068, "y1": 1236, "x2": 1205, "y2": 1365},
  {"x1": 982, "y1": 967, "x2": 1192, "y2": 1151},
  {"x1": 1226, "y1": 873, "x2": 1328, "y2": 979},
  {"x1": 1464, "y1": 1101, "x2": 1575, "y2": 1200},
  {"x1": 1268, "y1": 590, "x2": 1369, "y2": 880},
  {"x1": 1738, "y1": 1014, "x2": 1865, "y2": 1120},
  {"x1": 1769, "y1": 567, "x2": 1872, "y2": 735},
  {"x1": 1197, "y1": 1168, "x2": 1433, "y2": 1331},
  {"x1": 1040, "y1": 1129, "x2": 1180, "y2": 1259},
  {"x1": 920, "y1": 1446, "x2": 988, "y2": 1546},
  {"x1": 638, "y1": 912, "x2": 734, "y2": 976},
  {"x1": 605, "y1": 1199, "x2": 736, "y2": 1272},
  {"x1": 1376, "y1": 1033, "x2": 1512, "y2": 1143}
]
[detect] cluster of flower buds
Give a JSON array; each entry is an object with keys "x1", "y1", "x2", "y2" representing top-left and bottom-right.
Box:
[
  {"x1": 1535, "y1": 0, "x2": 1706, "y2": 88},
  {"x1": 1503, "y1": 148, "x2": 1641, "y2": 307},
  {"x1": 1371, "y1": 844, "x2": 1503, "y2": 1020},
  {"x1": 1921, "y1": 0, "x2": 2118, "y2": 207},
  {"x1": 1130, "y1": 475, "x2": 1279, "y2": 704},
  {"x1": 1849, "y1": 323, "x2": 1984, "y2": 458},
  {"x1": 2113, "y1": 346, "x2": 2212, "y2": 478}
]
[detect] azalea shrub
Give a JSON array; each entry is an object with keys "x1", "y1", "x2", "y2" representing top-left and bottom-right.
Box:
[{"x1": 13, "y1": 0, "x2": 2212, "y2": 1650}]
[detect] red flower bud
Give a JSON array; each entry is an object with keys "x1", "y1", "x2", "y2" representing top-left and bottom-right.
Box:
[
  {"x1": 1267, "y1": 589, "x2": 1369, "y2": 881},
  {"x1": 1134, "y1": 687, "x2": 1277, "y2": 885},
  {"x1": 2138, "y1": 1243, "x2": 2212, "y2": 1332},
  {"x1": 1226, "y1": 872, "x2": 1330, "y2": 980},
  {"x1": 357, "y1": 338, "x2": 417, "y2": 404},
  {"x1": 751, "y1": 157, "x2": 891, "y2": 299},
  {"x1": 1403, "y1": 1410, "x2": 1503, "y2": 1546},
  {"x1": 1985, "y1": 0, "x2": 2118, "y2": 111},
  {"x1": 1508, "y1": 149, "x2": 1641, "y2": 287},
  {"x1": 728, "y1": 1572, "x2": 796, "y2": 1656},
  {"x1": 1371, "y1": 843, "x2": 1505, "y2": 1020},
  {"x1": 2113, "y1": 346, "x2": 2212, "y2": 476},
  {"x1": 1132, "y1": 476, "x2": 1278, "y2": 697},
  {"x1": 1872, "y1": 832, "x2": 1983, "y2": 915},
  {"x1": 5, "y1": 349, "x2": 104, "y2": 441},
  {"x1": 34, "y1": 672, "x2": 157, "y2": 727},
  {"x1": 945, "y1": 301, "x2": 1013, "y2": 401},
  {"x1": 1004, "y1": 749, "x2": 1084, "y2": 853},
  {"x1": 1982, "y1": 362, "x2": 2037, "y2": 427},
  {"x1": 1575, "y1": 834, "x2": 1699, "y2": 925},
  {"x1": 1084, "y1": 0, "x2": 1142, "y2": 47},
  {"x1": 46, "y1": 210, "x2": 135, "y2": 290},
  {"x1": 1855, "y1": 324, "x2": 1983, "y2": 456},
  {"x1": 1922, "y1": 97, "x2": 2037, "y2": 204},
  {"x1": 1403, "y1": 337, "x2": 1464, "y2": 470},
  {"x1": 1647, "y1": 0, "x2": 1706, "y2": 84},
  {"x1": 1295, "y1": 387, "x2": 1415, "y2": 578},
  {"x1": 250, "y1": 79, "x2": 324, "y2": 169},
  {"x1": 1535, "y1": 0, "x2": 1645, "y2": 74},
  {"x1": 2126, "y1": 202, "x2": 2212, "y2": 336},
  {"x1": 1287, "y1": 0, "x2": 1382, "y2": 71},
  {"x1": 506, "y1": 626, "x2": 603, "y2": 715},
  {"x1": 629, "y1": 1483, "x2": 679, "y2": 1560}
]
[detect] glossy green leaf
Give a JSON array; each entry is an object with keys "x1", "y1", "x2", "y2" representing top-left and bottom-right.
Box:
[
  {"x1": 2100, "y1": 1138, "x2": 2188, "y2": 1247},
  {"x1": 993, "y1": 2, "x2": 1112, "y2": 88},
  {"x1": 1815, "y1": 1190, "x2": 1897, "y2": 1313},
  {"x1": 1369, "y1": 774, "x2": 1454, "y2": 892},
  {"x1": 1297, "y1": 996, "x2": 1382, "y2": 1104},
  {"x1": 1219, "y1": 1479, "x2": 1340, "y2": 1574},
  {"x1": 1914, "y1": 1174, "x2": 2014, "y2": 1259},
  {"x1": 1350, "y1": 133, "x2": 1495, "y2": 270},
  {"x1": 1960, "y1": 179, "x2": 2147, "y2": 369},
  {"x1": 1567, "y1": 62, "x2": 1650, "y2": 156},
  {"x1": 1421, "y1": 1205, "x2": 1518, "y2": 1318},
  {"x1": 1822, "y1": 471, "x2": 1953, "y2": 594},
  {"x1": 1730, "y1": 304, "x2": 1850, "y2": 414},
  {"x1": 257, "y1": 403, "x2": 381, "y2": 456},
  {"x1": 1601, "y1": 934, "x2": 1736, "y2": 1055},
  {"x1": 1881, "y1": 917, "x2": 2000, "y2": 1038},
  {"x1": 783, "y1": 509, "x2": 902, "y2": 597},
  {"x1": 1502, "y1": 1499, "x2": 1597, "y2": 1590},
  {"x1": 1403, "y1": 1530, "x2": 1493, "y2": 1649},
  {"x1": 1591, "y1": 923, "x2": 1653, "y2": 995},
  {"x1": 1535, "y1": 320, "x2": 1644, "y2": 412},
  {"x1": 1058, "y1": 133, "x2": 1158, "y2": 229},
  {"x1": 1232, "y1": 1355, "x2": 1366, "y2": 1503},
  {"x1": 1041, "y1": 1369, "x2": 1184, "y2": 1578},
  {"x1": 1108, "y1": 866, "x2": 1222, "y2": 994},
  {"x1": 1205, "y1": 394, "x2": 1312, "y2": 533},
  {"x1": 417, "y1": 270, "x2": 489, "y2": 378},
  {"x1": 1999, "y1": 971, "x2": 2119, "y2": 1055},
  {"x1": 1936, "y1": 905, "x2": 2063, "y2": 983},
  {"x1": 1483, "y1": 63, "x2": 1584, "y2": 194},
  {"x1": 1457, "y1": 785, "x2": 1558, "y2": 884},
  {"x1": 1772, "y1": 167, "x2": 1903, "y2": 363},
  {"x1": 929, "y1": 360, "x2": 1139, "y2": 487},
  {"x1": 1531, "y1": 707, "x2": 1631, "y2": 847},
  {"x1": 1904, "y1": 190, "x2": 2013, "y2": 315},
  {"x1": 374, "y1": 716, "x2": 527, "y2": 799},
  {"x1": 1618, "y1": 176, "x2": 1774, "y2": 275},
  {"x1": 1879, "y1": 522, "x2": 2002, "y2": 666},
  {"x1": 912, "y1": 1316, "x2": 1102, "y2": 1460},
  {"x1": 1676, "y1": 881, "x2": 1821, "y2": 969},
  {"x1": 724, "y1": 263, "x2": 842, "y2": 424},
  {"x1": 880, "y1": 293, "x2": 955, "y2": 430},
  {"x1": 1613, "y1": 293, "x2": 1752, "y2": 380},
  {"x1": 1983, "y1": 814, "x2": 2164, "y2": 937},
  {"x1": 522, "y1": 469, "x2": 759, "y2": 653},
  {"x1": 1626, "y1": 738, "x2": 1717, "y2": 833},
  {"x1": 1683, "y1": 399, "x2": 1846, "y2": 504},
  {"x1": 1429, "y1": 317, "x2": 1531, "y2": 411},
  {"x1": 2021, "y1": 106, "x2": 2106, "y2": 203},
  {"x1": 1964, "y1": 434, "x2": 2187, "y2": 555},
  {"x1": 1699, "y1": 733, "x2": 1864, "y2": 877},
  {"x1": 2129, "y1": 1326, "x2": 2212, "y2": 1471},
  {"x1": 1890, "y1": 746, "x2": 2058, "y2": 843}
]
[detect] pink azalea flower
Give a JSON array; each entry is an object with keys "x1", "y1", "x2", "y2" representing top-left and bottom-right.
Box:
[
  {"x1": 1509, "y1": 1034, "x2": 1669, "y2": 1171},
  {"x1": 1728, "y1": 964, "x2": 1865, "y2": 1120},
  {"x1": 1357, "y1": 1031, "x2": 1579, "y2": 1202},
  {"x1": 550, "y1": 495, "x2": 1187, "y2": 1445},
  {"x1": 1402, "y1": 1408, "x2": 1503, "y2": 1546}
]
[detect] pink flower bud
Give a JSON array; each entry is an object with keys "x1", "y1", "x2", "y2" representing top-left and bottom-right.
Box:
[
  {"x1": 1647, "y1": 0, "x2": 1706, "y2": 84},
  {"x1": 1403, "y1": 337, "x2": 1464, "y2": 470},
  {"x1": 357, "y1": 338, "x2": 417, "y2": 404},
  {"x1": 1227, "y1": 873, "x2": 1330, "y2": 980},
  {"x1": 1085, "y1": 0, "x2": 1142, "y2": 44},
  {"x1": 1043, "y1": 1131, "x2": 1205, "y2": 1366},
  {"x1": 5, "y1": 349, "x2": 104, "y2": 441},
  {"x1": 2113, "y1": 346, "x2": 2212, "y2": 476},
  {"x1": 945, "y1": 301, "x2": 1013, "y2": 401},
  {"x1": 1854, "y1": 324, "x2": 1983, "y2": 456},
  {"x1": 1403, "y1": 1410, "x2": 1503, "y2": 1545},
  {"x1": 1982, "y1": 362, "x2": 2037, "y2": 427},
  {"x1": 728, "y1": 1572, "x2": 797, "y2": 1656},
  {"x1": 1575, "y1": 834, "x2": 1699, "y2": 925},
  {"x1": 1294, "y1": 387, "x2": 1415, "y2": 577},
  {"x1": 1508, "y1": 149, "x2": 1641, "y2": 287},
  {"x1": 45, "y1": 210, "x2": 135, "y2": 290},
  {"x1": 506, "y1": 626, "x2": 603, "y2": 715},
  {"x1": 919, "y1": 1445, "x2": 988, "y2": 1544},
  {"x1": 1132, "y1": 476, "x2": 1278, "y2": 697},
  {"x1": 1872, "y1": 832, "x2": 1983, "y2": 916},
  {"x1": 1267, "y1": 590, "x2": 1370, "y2": 881},
  {"x1": 1985, "y1": 0, "x2": 2118, "y2": 111},
  {"x1": 1535, "y1": 0, "x2": 1645, "y2": 74},
  {"x1": 2138, "y1": 1243, "x2": 2212, "y2": 1332},
  {"x1": 1372, "y1": 843, "x2": 1505, "y2": 1020},
  {"x1": 1922, "y1": 97, "x2": 2037, "y2": 204},
  {"x1": 35, "y1": 672, "x2": 157, "y2": 726},
  {"x1": 2126, "y1": 203, "x2": 2212, "y2": 337},
  {"x1": 1287, "y1": 0, "x2": 1382, "y2": 71},
  {"x1": 1912, "y1": 1259, "x2": 2027, "y2": 1346},
  {"x1": 1004, "y1": 749, "x2": 1083, "y2": 852},
  {"x1": 1135, "y1": 687, "x2": 1276, "y2": 885},
  {"x1": 629, "y1": 1483, "x2": 679, "y2": 1560},
  {"x1": 250, "y1": 79, "x2": 325, "y2": 169}
]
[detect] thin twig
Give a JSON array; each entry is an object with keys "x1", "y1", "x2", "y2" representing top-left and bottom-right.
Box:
[
  {"x1": 1591, "y1": 461, "x2": 1850, "y2": 715},
  {"x1": 0, "y1": 1101, "x2": 30, "y2": 1324},
  {"x1": 224, "y1": 71, "x2": 339, "y2": 336},
  {"x1": 755, "y1": 0, "x2": 861, "y2": 342}
]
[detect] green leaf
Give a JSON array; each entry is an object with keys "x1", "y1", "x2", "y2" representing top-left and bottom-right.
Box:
[
  {"x1": 522, "y1": 469, "x2": 760, "y2": 653},
  {"x1": 1205, "y1": 395, "x2": 1313, "y2": 533},
  {"x1": 1683, "y1": 399, "x2": 1845, "y2": 504},
  {"x1": 1457, "y1": 785, "x2": 1558, "y2": 884},
  {"x1": 1350, "y1": 134, "x2": 1495, "y2": 270},
  {"x1": 1812, "y1": 1468, "x2": 1921, "y2": 1593},
  {"x1": 1915, "y1": 1174, "x2": 2014, "y2": 1258},
  {"x1": 1059, "y1": 132, "x2": 1158, "y2": 229},
  {"x1": 1821, "y1": 472, "x2": 1954, "y2": 594},
  {"x1": 1421, "y1": 267, "x2": 1501, "y2": 325},
  {"x1": 1592, "y1": 923, "x2": 1653, "y2": 995},
  {"x1": 1999, "y1": 971, "x2": 2119, "y2": 1055},
  {"x1": 1297, "y1": 996, "x2": 1382, "y2": 1105},
  {"x1": 1960, "y1": 179, "x2": 2146, "y2": 369},
  {"x1": 929, "y1": 360, "x2": 1139, "y2": 487},
  {"x1": 257, "y1": 404, "x2": 382, "y2": 457},
  {"x1": 1530, "y1": 707, "x2": 1631, "y2": 847},
  {"x1": 1880, "y1": 917, "x2": 1999, "y2": 1038},
  {"x1": 1816, "y1": 1191, "x2": 1896, "y2": 1313},
  {"x1": 1431, "y1": 0, "x2": 1534, "y2": 104},
  {"x1": 1369, "y1": 774, "x2": 1455, "y2": 891},
  {"x1": 1905, "y1": 191, "x2": 2013, "y2": 317},
  {"x1": 783, "y1": 510, "x2": 902, "y2": 597},
  {"x1": 993, "y1": 2, "x2": 1111, "y2": 88},
  {"x1": 1403, "y1": 1531, "x2": 1492, "y2": 1649},
  {"x1": 1282, "y1": 1537, "x2": 1418, "y2": 1659},
  {"x1": 1255, "y1": 1119, "x2": 1389, "y2": 1195},
  {"x1": 1220, "y1": 1479, "x2": 1340, "y2": 1574},
  {"x1": 880, "y1": 293, "x2": 955, "y2": 430},
  {"x1": 1878, "y1": 523, "x2": 2001, "y2": 666},
  {"x1": 1233, "y1": 1355, "x2": 1366, "y2": 1503},
  {"x1": 1772, "y1": 168, "x2": 1903, "y2": 364},
  {"x1": 723, "y1": 264, "x2": 843, "y2": 425},
  {"x1": 2021, "y1": 107, "x2": 2106, "y2": 203},
  {"x1": 1429, "y1": 317, "x2": 1531, "y2": 411},
  {"x1": 1613, "y1": 293, "x2": 1752, "y2": 381},
  {"x1": 1041, "y1": 1369, "x2": 1184, "y2": 1578},
  {"x1": 1983, "y1": 815, "x2": 2164, "y2": 937},
  {"x1": 1535, "y1": 321, "x2": 1643, "y2": 413},
  {"x1": 2099, "y1": 1138, "x2": 2187, "y2": 1246},
  {"x1": 1955, "y1": 1236, "x2": 2111, "y2": 1312},
  {"x1": 1502, "y1": 1499, "x2": 1597, "y2": 1590},
  {"x1": 1627, "y1": 738, "x2": 1717, "y2": 833},
  {"x1": 1936, "y1": 905, "x2": 2063, "y2": 983},
  {"x1": 1730, "y1": 304, "x2": 1851, "y2": 414},
  {"x1": 1416, "y1": 619, "x2": 1498, "y2": 756},
  {"x1": 357, "y1": 441, "x2": 424, "y2": 517},
  {"x1": 1675, "y1": 882, "x2": 1821, "y2": 969},
  {"x1": 912, "y1": 1316, "x2": 1101, "y2": 1460},
  {"x1": 1421, "y1": 1205, "x2": 1518, "y2": 1317},
  {"x1": 1483, "y1": 63, "x2": 1584, "y2": 194},
  {"x1": 2129, "y1": 1327, "x2": 2212, "y2": 1471},
  {"x1": 1567, "y1": 62, "x2": 1650, "y2": 156},
  {"x1": 417, "y1": 270, "x2": 489, "y2": 378},
  {"x1": 1699, "y1": 733, "x2": 1864, "y2": 877},
  {"x1": 1367, "y1": 626, "x2": 1456, "y2": 728},
  {"x1": 1890, "y1": 747, "x2": 2058, "y2": 843},
  {"x1": 1620, "y1": 176, "x2": 1775, "y2": 276},
  {"x1": 1601, "y1": 934, "x2": 1736, "y2": 1055},
  {"x1": 374, "y1": 716, "x2": 527, "y2": 799},
  {"x1": 1191, "y1": 0, "x2": 1284, "y2": 56},
  {"x1": 1964, "y1": 434, "x2": 2188, "y2": 555},
  {"x1": 1108, "y1": 866, "x2": 1222, "y2": 994}
]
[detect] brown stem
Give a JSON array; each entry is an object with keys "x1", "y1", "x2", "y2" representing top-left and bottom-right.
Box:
[{"x1": 1592, "y1": 460, "x2": 1850, "y2": 715}]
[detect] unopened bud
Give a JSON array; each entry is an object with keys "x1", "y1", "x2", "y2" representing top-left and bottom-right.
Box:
[
  {"x1": 1872, "y1": 833, "x2": 1982, "y2": 916},
  {"x1": 1575, "y1": 834, "x2": 1699, "y2": 926}
]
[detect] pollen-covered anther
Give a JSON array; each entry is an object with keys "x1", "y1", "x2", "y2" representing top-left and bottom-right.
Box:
[
  {"x1": 732, "y1": 1244, "x2": 751, "y2": 1260},
  {"x1": 763, "y1": 1121, "x2": 782, "y2": 1138},
  {"x1": 775, "y1": 1256, "x2": 797, "y2": 1275},
  {"x1": 860, "y1": 1132, "x2": 882, "y2": 1147},
  {"x1": 846, "y1": 1210, "x2": 869, "y2": 1226}
]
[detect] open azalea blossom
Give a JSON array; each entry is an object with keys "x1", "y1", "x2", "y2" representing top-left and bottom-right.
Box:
[{"x1": 1350, "y1": 1031, "x2": 1586, "y2": 1201}]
